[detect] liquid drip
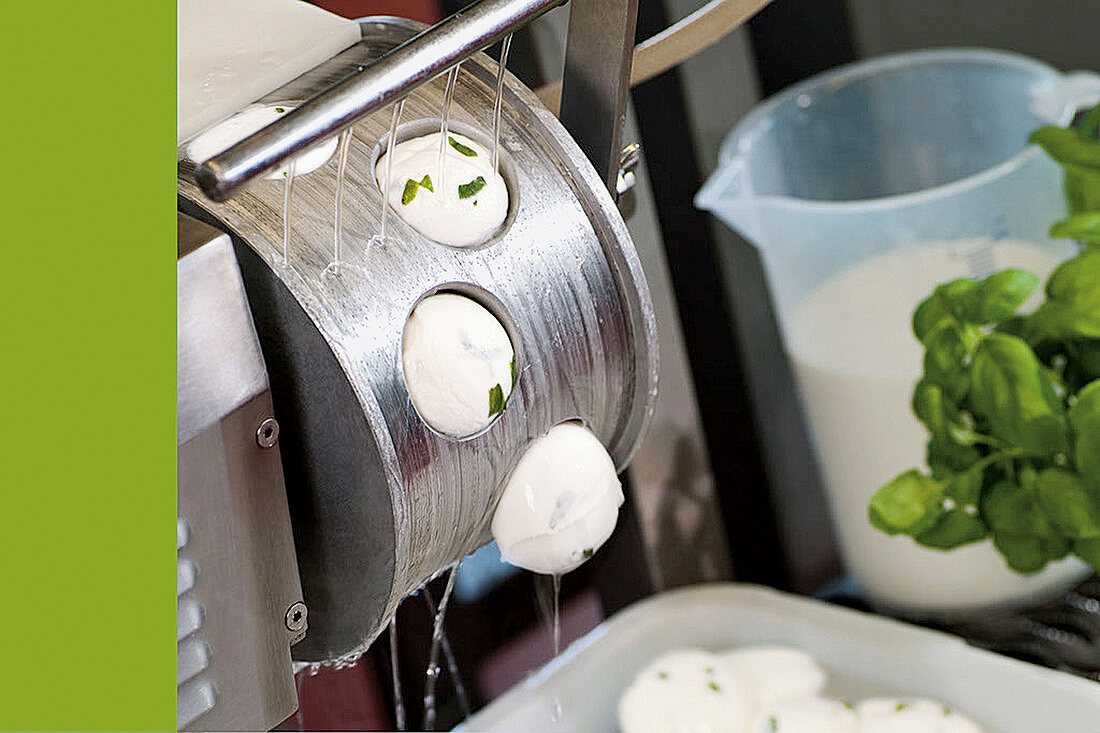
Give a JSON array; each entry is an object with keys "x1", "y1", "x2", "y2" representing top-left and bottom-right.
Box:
[
  {"x1": 491, "y1": 34, "x2": 512, "y2": 173},
  {"x1": 552, "y1": 573, "x2": 561, "y2": 657},
  {"x1": 324, "y1": 129, "x2": 353, "y2": 278},
  {"x1": 423, "y1": 563, "x2": 460, "y2": 731},
  {"x1": 422, "y1": 585, "x2": 472, "y2": 720},
  {"x1": 533, "y1": 573, "x2": 564, "y2": 724},
  {"x1": 551, "y1": 574, "x2": 563, "y2": 724},
  {"x1": 390, "y1": 616, "x2": 406, "y2": 732},
  {"x1": 436, "y1": 65, "x2": 461, "y2": 196},
  {"x1": 281, "y1": 159, "x2": 297, "y2": 267},
  {"x1": 370, "y1": 99, "x2": 405, "y2": 251}
]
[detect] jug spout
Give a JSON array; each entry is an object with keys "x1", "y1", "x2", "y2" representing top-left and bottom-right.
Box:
[
  {"x1": 1029, "y1": 70, "x2": 1100, "y2": 124},
  {"x1": 694, "y1": 155, "x2": 761, "y2": 242}
]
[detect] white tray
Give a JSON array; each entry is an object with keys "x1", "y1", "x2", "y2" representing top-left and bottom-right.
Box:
[{"x1": 459, "y1": 583, "x2": 1100, "y2": 732}]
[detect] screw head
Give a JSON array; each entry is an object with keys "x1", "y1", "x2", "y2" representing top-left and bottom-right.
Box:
[
  {"x1": 285, "y1": 601, "x2": 307, "y2": 632},
  {"x1": 257, "y1": 417, "x2": 279, "y2": 448}
]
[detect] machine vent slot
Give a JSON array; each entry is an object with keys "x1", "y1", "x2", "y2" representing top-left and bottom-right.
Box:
[
  {"x1": 177, "y1": 559, "x2": 196, "y2": 596},
  {"x1": 177, "y1": 598, "x2": 203, "y2": 641},
  {"x1": 177, "y1": 637, "x2": 210, "y2": 686},
  {"x1": 177, "y1": 518, "x2": 189, "y2": 550},
  {"x1": 177, "y1": 680, "x2": 216, "y2": 730}
]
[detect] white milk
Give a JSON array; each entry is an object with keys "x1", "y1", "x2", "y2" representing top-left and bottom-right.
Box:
[{"x1": 786, "y1": 239, "x2": 1089, "y2": 613}]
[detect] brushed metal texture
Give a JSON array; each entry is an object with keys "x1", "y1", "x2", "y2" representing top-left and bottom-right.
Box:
[
  {"x1": 177, "y1": 213, "x2": 307, "y2": 728},
  {"x1": 177, "y1": 214, "x2": 268, "y2": 444},
  {"x1": 179, "y1": 18, "x2": 657, "y2": 663}
]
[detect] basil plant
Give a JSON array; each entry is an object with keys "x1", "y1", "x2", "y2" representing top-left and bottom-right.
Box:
[{"x1": 869, "y1": 104, "x2": 1100, "y2": 574}]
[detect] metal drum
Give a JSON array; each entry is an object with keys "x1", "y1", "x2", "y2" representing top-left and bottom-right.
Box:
[{"x1": 178, "y1": 17, "x2": 658, "y2": 663}]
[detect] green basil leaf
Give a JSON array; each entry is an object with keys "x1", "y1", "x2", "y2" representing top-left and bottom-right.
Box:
[
  {"x1": 1073, "y1": 538, "x2": 1100, "y2": 572},
  {"x1": 419, "y1": 174, "x2": 434, "y2": 192},
  {"x1": 401, "y1": 178, "x2": 420, "y2": 205},
  {"x1": 869, "y1": 470, "x2": 945, "y2": 536},
  {"x1": 1036, "y1": 468, "x2": 1100, "y2": 538},
  {"x1": 946, "y1": 464, "x2": 985, "y2": 505},
  {"x1": 1079, "y1": 103, "x2": 1100, "y2": 140},
  {"x1": 510, "y1": 356, "x2": 518, "y2": 389},
  {"x1": 1022, "y1": 414, "x2": 1071, "y2": 456},
  {"x1": 969, "y1": 333, "x2": 1066, "y2": 454},
  {"x1": 1045, "y1": 533, "x2": 1072, "y2": 562},
  {"x1": 448, "y1": 136, "x2": 478, "y2": 157},
  {"x1": 1029, "y1": 249, "x2": 1100, "y2": 341},
  {"x1": 927, "y1": 437, "x2": 983, "y2": 478},
  {"x1": 913, "y1": 279, "x2": 977, "y2": 342},
  {"x1": 995, "y1": 315, "x2": 1029, "y2": 339},
  {"x1": 1063, "y1": 166, "x2": 1100, "y2": 215},
  {"x1": 924, "y1": 322, "x2": 980, "y2": 402},
  {"x1": 1029, "y1": 126, "x2": 1100, "y2": 175},
  {"x1": 488, "y1": 383, "x2": 505, "y2": 417},
  {"x1": 1068, "y1": 379, "x2": 1100, "y2": 491},
  {"x1": 992, "y1": 533, "x2": 1049, "y2": 574},
  {"x1": 1073, "y1": 340, "x2": 1100, "y2": 383},
  {"x1": 1050, "y1": 213, "x2": 1100, "y2": 245},
  {"x1": 915, "y1": 510, "x2": 988, "y2": 550},
  {"x1": 912, "y1": 380, "x2": 950, "y2": 434},
  {"x1": 968, "y1": 269, "x2": 1039, "y2": 323},
  {"x1": 911, "y1": 381, "x2": 983, "y2": 476},
  {"x1": 982, "y1": 478, "x2": 1050, "y2": 536},
  {"x1": 458, "y1": 176, "x2": 487, "y2": 199},
  {"x1": 913, "y1": 381, "x2": 984, "y2": 446}
]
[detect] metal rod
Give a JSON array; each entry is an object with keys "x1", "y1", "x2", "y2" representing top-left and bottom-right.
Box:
[
  {"x1": 558, "y1": 0, "x2": 639, "y2": 195},
  {"x1": 536, "y1": 0, "x2": 773, "y2": 112},
  {"x1": 196, "y1": 0, "x2": 564, "y2": 202}
]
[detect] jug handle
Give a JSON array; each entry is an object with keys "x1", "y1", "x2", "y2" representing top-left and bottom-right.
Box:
[
  {"x1": 694, "y1": 155, "x2": 747, "y2": 211},
  {"x1": 1044, "y1": 70, "x2": 1100, "y2": 123}
]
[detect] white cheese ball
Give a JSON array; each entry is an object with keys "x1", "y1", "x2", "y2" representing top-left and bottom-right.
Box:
[
  {"x1": 618, "y1": 650, "x2": 755, "y2": 733},
  {"x1": 719, "y1": 646, "x2": 827, "y2": 706},
  {"x1": 376, "y1": 131, "x2": 508, "y2": 247},
  {"x1": 750, "y1": 697, "x2": 858, "y2": 733},
  {"x1": 186, "y1": 104, "x2": 336, "y2": 178},
  {"x1": 401, "y1": 293, "x2": 514, "y2": 437},
  {"x1": 491, "y1": 423, "x2": 622, "y2": 574},
  {"x1": 856, "y1": 699, "x2": 983, "y2": 733}
]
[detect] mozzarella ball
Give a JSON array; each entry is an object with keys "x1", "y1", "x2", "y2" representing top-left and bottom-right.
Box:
[
  {"x1": 376, "y1": 131, "x2": 508, "y2": 247},
  {"x1": 186, "y1": 104, "x2": 336, "y2": 177},
  {"x1": 856, "y1": 699, "x2": 983, "y2": 733},
  {"x1": 491, "y1": 423, "x2": 622, "y2": 574},
  {"x1": 401, "y1": 293, "x2": 514, "y2": 437},
  {"x1": 719, "y1": 646, "x2": 827, "y2": 706},
  {"x1": 618, "y1": 650, "x2": 755, "y2": 733},
  {"x1": 750, "y1": 697, "x2": 858, "y2": 733}
]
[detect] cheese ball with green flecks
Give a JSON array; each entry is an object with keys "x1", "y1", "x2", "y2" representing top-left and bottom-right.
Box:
[
  {"x1": 751, "y1": 697, "x2": 858, "y2": 733},
  {"x1": 376, "y1": 131, "x2": 507, "y2": 247},
  {"x1": 856, "y1": 699, "x2": 982, "y2": 733},
  {"x1": 618, "y1": 649, "x2": 755, "y2": 733},
  {"x1": 492, "y1": 423, "x2": 623, "y2": 575},
  {"x1": 401, "y1": 293, "x2": 514, "y2": 437}
]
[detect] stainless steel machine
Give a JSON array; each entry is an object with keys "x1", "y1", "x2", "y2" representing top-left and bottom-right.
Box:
[{"x1": 178, "y1": 2, "x2": 662, "y2": 729}]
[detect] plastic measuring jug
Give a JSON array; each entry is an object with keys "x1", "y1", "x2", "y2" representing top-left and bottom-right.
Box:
[{"x1": 697, "y1": 49, "x2": 1100, "y2": 614}]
